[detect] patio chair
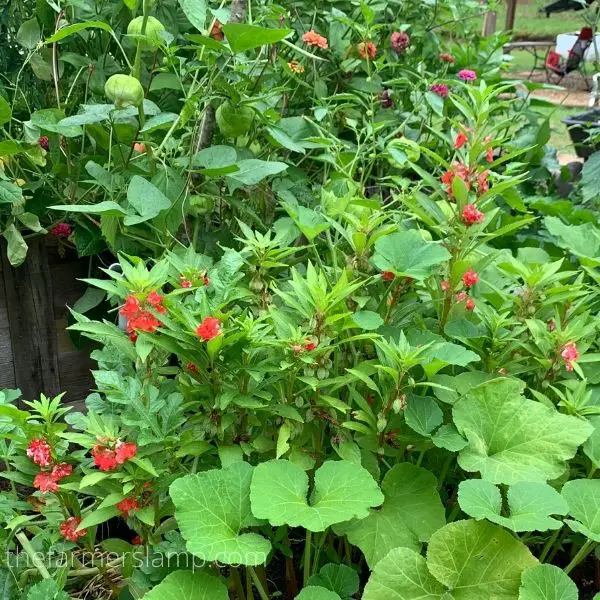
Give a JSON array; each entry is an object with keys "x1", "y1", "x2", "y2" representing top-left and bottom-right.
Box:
[
  {"x1": 545, "y1": 27, "x2": 593, "y2": 89},
  {"x1": 540, "y1": 0, "x2": 595, "y2": 17}
]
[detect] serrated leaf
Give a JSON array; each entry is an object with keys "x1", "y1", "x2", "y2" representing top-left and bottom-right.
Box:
[
  {"x1": 518, "y1": 564, "x2": 578, "y2": 600},
  {"x1": 458, "y1": 480, "x2": 567, "y2": 532},
  {"x1": 170, "y1": 462, "x2": 271, "y2": 565},
  {"x1": 250, "y1": 459, "x2": 383, "y2": 532},
  {"x1": 562, "y1": 479, "x2": 600, "y2": 541},
  {"x1": 334, "y1": 464, "x2": 445, "y2": 567},
  {"x1": 142, "y1": 570, "x2": 228, "y2": 600},
  {"x1": 372, "y1": 231, "x2": 450, "y2": 280},
  {"x1": 26, "y1": 579, "x2": 69, "y2": 600},
  {"x1": 453, "y1": 379, "x2": 592, "y2": 484}
]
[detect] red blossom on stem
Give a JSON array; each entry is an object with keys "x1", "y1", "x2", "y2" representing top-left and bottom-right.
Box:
[
  {"x1": 441, "y1": 162, "x2": 471, "y2": 198},
  {"x1": 358, "y1": 41, "x2": 377, "y2": 60},
  {"x1": 120, "y1": 293, "x2": 165, "y2": 336},
  {"x1": 34, "y1": 472, "x2": 59, "y2": 493},
  {"x1": 477, "y1": 170, "x2": 490, "y2": 194},
  {"x1": 390, "y1": 31, "x2": 410, "y2": 54},
  {"x1": 50, "y1": 223, "x2": 72, "y2": 238},
  {"x1": 454, "y1": 131, "x2": 468, "y2": 150},
  {"x1": 27, "y1": 439, "x2": 52, "y2": 467},
  {"x1": 117, "y1": 497, "x2": 140, "y2": 516},
  {"x1": 39, "y1": 136, "x2": 49, "y2": 151},
  {"x1": 92, "y1": 445, "x2": 119, "y2": 471},
  {"x1": 196, "y1": 317, "x2": 222, "y2": 341},
  {"x1": 51, "y1": 463, "x2": 73, "y2": 480},
  {"x1": 132, "y1": 535, "x2": 143, "y2": 545},
  {"x1": 462, "y1": 270, "x2": 479, "y2": 287},
  {"x1": 304, "y1": 340, "x2": 317, "y2": 351},
  {"x1": 458, "y1": 69, "x2": 477, "y2": 81},
  {"x1": 440, "y1": 52, "x2": 456, "y2": 63},
  {"x1": 461, "y1": 204, "x2": 485, "y2": 226},
  {"x1": 465, "y1": 298, "x2": 476, "y2": 311},
  {"x1": 430, "y1": 83, "x2": 449, "y2": 98},
  {"x1": 561, "y1": 342, "x2": 580, "y2": 372},
  {"x1": 303, "y1": 31, "x2": 328, "y2": 49},
  {"x1": 115, "y1": 441, "x2": 137, "y2": 464},
  {"x1": 381, "y1": 271, "x2": 395, "y2": 281},
  {"x1": 60, "y1": 517, "x2": 87, "y2": 542}
]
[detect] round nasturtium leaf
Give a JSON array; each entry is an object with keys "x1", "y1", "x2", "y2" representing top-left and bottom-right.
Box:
[
  {"x1": 562, "y1": 478, "x2": 600, "y2": 541},
  {"x1": 142, "y1": 570, "x2": 228, "y2": 600},
  {"x1": 518, "y1": 564, "x2": 578, "y2": 600},
  {"x1": 295, "y1": 587, "x2": 343, "y2": 600}
]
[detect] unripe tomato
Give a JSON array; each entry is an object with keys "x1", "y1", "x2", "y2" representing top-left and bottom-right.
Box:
[
  {"x1": 105, "y1": 74, "x2": 144, "y2": 108},
  {"x1": 127, "y1": 16, "x2": 165, "y2": 50},
  {"x1": 216, "y1": 101, "x2": 254, "y2": 138},
  {"x1": 188, "y1": 195, "x2": 215, "y2": 216}
]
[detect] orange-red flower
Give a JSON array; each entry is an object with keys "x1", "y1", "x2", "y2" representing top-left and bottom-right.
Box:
[
  {"x1": 288, "y1": 60, "x2": 305, "y2": 74},
  {"x1": 303, "y1": 30, "x2": 328, "y2": 49},
  {"x1": 210, "y1": 19, "x2": 225, "y2": 41},
  {"x1": 117, "y1": 497, "x2": 140, "y2": 516},
  {"x1": 358, "y1": 41, "x2": 377, "y2": 60},
  {"x1": 454, "y1": 131, "x2": 468, "y2": 150},
  {"x1": 196, "y1": 317, "x2": 222, "y2": 341},
  {"x1": 461, "y1": 204, "x2": 485, "y2": 226},
  {"x1": 462, "y1": 270, "x2": 479, "y2": 287},
  {"x1": 34, "y1": 472, "x2": 59, "y2": 493},
  {"x1": 60, "y1": 517, "x2": 87, "y2": 542},
  {"x1": 27, "y1": 439, "x2": 52, "y2": 467}
]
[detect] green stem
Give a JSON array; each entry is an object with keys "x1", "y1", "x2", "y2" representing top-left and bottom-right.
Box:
[
  {"x1": 248, "y1": 567, "x2": 270, "y2": 600},
  {"x1": 230, "y1": 567, "x2": 246, "y2": 600},
  {"x1": 16, "y1": 532, "x2": 51, "y2": 579},
  {"x1": 564, "y1": 539, "x2": 595, "y2": 575},
  {"x1": 304, "y1": 529, "x2": 312, "y2": 586},
  {"x1": 539, "y1": 529, "x2": 560, "y2": 563}
]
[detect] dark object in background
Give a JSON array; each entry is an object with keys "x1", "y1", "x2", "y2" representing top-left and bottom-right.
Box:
[
  {"x1": 540, "y1": 0, "x2": 595, "y2": 16},
  {"x1": 554, "y1": 161, "x2": 583, "y2": 198},
  {"x1": 562, "y1": 109, "x2": 600, "y2": 159}
]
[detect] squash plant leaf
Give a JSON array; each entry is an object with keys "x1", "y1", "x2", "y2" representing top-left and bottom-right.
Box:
[
  {"x1": 453, "y1": 379, "x2": 593, "y2": 484},
  {"x1": 518, "y1": 564, "x2": 578, "y2": 600},
  {"x1": 170, "y1": 462, "x2": 271, "y2": 565},
  {"x1": 335, "y1": 463, "x2": 445, "y2": 567},
  {"x1": 371, "y1": 230, "x2": 451, "y2": 280},
  {"x1": 365, "y1": 520, "x2": 536, "y2": 599},
  {"x1": 562, "y1": 479, "x2": 600, "y2": 541},
  {"x1": 458, "y1": 480, "x2": 567, "y2": 532},
  {"x1": 295, "y1": 587, "x2": 342, "y2": 600},
  {"x1": 142, "y1": 570, "x2": 228, "y2": 600},
  {"x1": 307, "y1": 564, "x2": 359, "y2": 600},
  {"x1": 250, "y1": 459, "x2": 383, "y2": 531}
]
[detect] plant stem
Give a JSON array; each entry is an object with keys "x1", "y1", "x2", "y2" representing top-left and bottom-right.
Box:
[
  {"x1": 230, "y1": 567, "x2": 246, "y2": 600},
  {"x1": 539, "y1": 528, "x2": 560, "y2": 563},
  {"x1": 248, "y1": 566, "x2": 270, "y2": 600},
  {"x1": 16, "y1": 532, "x2": 51, "y2": 579},
  {"x1": 565, "y1": 539, "x2": 595, "y2": 575},
  {"x1": 304, "y1": 529, "x2": 312, "y2": 586}
]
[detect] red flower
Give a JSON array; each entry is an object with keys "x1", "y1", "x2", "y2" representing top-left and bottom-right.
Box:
[
  {"x1": 440, "y1": 53, "x2": 456, "y2": 63},
  {"x1": 381, "y1": 271, "x2": 395, "y2": 281},
  {"x1": 203, "y1": 275, "x2": 210, "y2": 286},
  {"x1": 129, "y1": 331, "x2": 138, "y2": 343},
  {"x1": 458, "y1": 69, "x2": 477, "y2": 81},
  {"x1": 430, "y1": 83, "x2": 449, "y2": 98},
  {"x1": 454, "y1": 131, "x2": 468, "y2": 150},
  {"x1": 91, "y1": 445, "x2": 119, "y2": 472},
  {"x1": 180, "y1": 276, "x2": 192, "y2": 288},
  {"x1": 390, "y1": 31, "x2": 410, "y2": 54},
  {"x1": 303, "y1": 31, "x2": 328, "y2": 49},
  {"x1": 51, "y1": 463, "x2": 73, "y2": 480},
  {"x1": 304, "y1": 340, "x2": 317, "y2": 351},
  {"x1": 60, "y1": 517, "x2": 87, "y2": 542},
  {"x1": 50, "y1": 223, "x2": 72, "y2": 238},
  {"x1": 115, "y1": 441, "x2": 137, "y2": 464},
  {"x1": 120, "y1": 294, "x2": 163, "y2": 335},
  {"x1": 477, "y1": 170, "x2": 490, "y2": 195},
  {"x1": 39, "y1": 136, "x2": 49, "y2": 151},
  {"x1": 210, "y1": 19, "x2": 224, "y2": 41},
  {"x1": 196, "y1": 317, "x2": 222, "y2": 341},
  {"x1": 465, "y1": 298, "x2": 476, "y2": 311},
  {"x1": 132, "y1": 535, "x2": 143, "y2": 545},
  {"x1": 358, "y1": 40, "x2": 377, "y2": 60},
  {"x1": 462, "y1": 270, "x2": 479, "y2": 287},
  {"x1": 561, "y1": 342, "x2": 580, "y2": 372},
  {"x1": 146, "y1": 292, "x2": 166, "y2": 313},
  {"x1": 27, "y1": 439, "x2": 52, "y2": 467},
  {"x1": 441, "y1": 162, "x2": 471, "y2": 197},
  {"x1": 117, "y1": 497, "x2": 140, "y2": 516},
  {"x1": 441, "y1": 280, "x2": 450, "y2": 292},
  {"x1": 484, "y1": 135, "x2": 494, "y2": 163},
  {"x1": 461, "y1": 204, "x2": 485, "y2": 226},
  {"x1": 34, "y1": 472, "x2": 59, "y2": 493},
  {"x1": 186, "y1": 362, "x2": 199, "y2": 373}
]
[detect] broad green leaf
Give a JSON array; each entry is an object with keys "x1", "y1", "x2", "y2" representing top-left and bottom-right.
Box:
[
  {"x1": 142, "y1": 570, "x2": 228, "y2": 600},
  {"x1": 0, "y1": 140, "x2": 21, "y2": 157},
  {"x1": 432, "y1": 424, "x2": 468, "y2": 451},
  {"x1": 583, "y1": 415, "x2": 600, "y2": 467},
  {"x1": 227, "y1": 159, "x2": 288, "y2": 186},
  {"x1": 518, "y1": 564, "x2": 578, "y2": 600},
  {"x1": 335, "y1": 464, "x2": 445, "y2": 567},
  {"x1": 0, "y1": 96, "x2": 11, "y2": 126},
  {"x1": 307, "y1": 564, "x2": 359, "y2": 600},
  {"x1": 458, "y1": 480, "x2": 567, "y2": 532},
  {"x1": 453, "y1": 379, "x2": 592, "y2": 484},
  {"x1": 427, "y1": 520, "x2": 537, "y2": 599},
  {"x1": 351, "y1": 311, "x2": 383, "y2": 331},
  {"x1": 31, "y1": 108, "x2": 83, "y2": 137},
  {"x1": 581, "y1": 151, "x2": 600, "y2": 203},
  {"x1": 17, "y1": 18, "x2": 41, "y2": 50},
  {"x1": 372, "y1": 231, "x2": 450, "y2": 280},
  {"x1": 170, "y1": 462, "x2": 271, "y2": 565},
  {"x1": 0, "y1": 181, "x2": 22, "y2": 204},
  {"x1": 79, "y1": 506, "x2": 120, "y2": 529},
  {"x1": 295, "y1": 588, "x2": 342, "y2": 600},
  {"x1": 282, "y1": 202, "x2": 329, "y2": 241},
  {"x1": 125, "y1": 175, "x2": 171, "y2": 225},
  {"x1": 44, "y1": 21, "x2": 113, "y2": 44},
  {"x1": 178, "y1": 0, "x2": 207, "y2": 32},
  {"x1": 363, "y1": 547, "x2": 446, "y2": 600},
  {"x1": 405, "y1": 395, "x2": 443, "y2": 437},
  {"x1": 26, "y1": 579, "x2": 69, "y2": 600},
  {"x1": 3, "y1": 225, "x2": 28, "y2": 267},
  {"x1": 79, "y1": 471, "x2": 111, "y2": 489},
  {"x1": 50, "y1": 201, "x2": 128, "y2": 216},
  {"x1": 250, "y1": 460, "x2": 383, "y2": 532},
  {"x1": 544, "y1": 216, "x2": 600, "y2": 260},
  {"x1": 0, "y1": 568, "x2": 16, "y2": 599},
  {"x1": 17, "y1": 212, "x2": 45, "y2": 233},
  {"x1": 140, "y1": 112, "x2": 179, "y2": 133},
  {"x1": 562, "y1": 479, "x2": 600, "y2": 541},
  {"x1": 222, "y1": 24, "x2": 293, "y2": 53}
]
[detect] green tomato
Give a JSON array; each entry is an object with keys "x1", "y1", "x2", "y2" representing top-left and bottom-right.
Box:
[
  {"x1": 104, "y1": 74, "x2": 144, "y2": 108},
  {"x1": 127, "y1": 16, "x2": 165, "y2": 50},
  {"x1": 188, "y1": 195, "x2": 215, "y2": 216},
  {"x1": 216, "y1": 101, "x2": 254, "y2": 138}
]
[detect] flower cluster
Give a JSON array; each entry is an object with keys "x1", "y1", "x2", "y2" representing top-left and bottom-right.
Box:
[
  {"x1": 291, "y1": 339, "x2": 318, "y2": 354},
  {"x1": 441, "y1": 163, "x2": 489, "y2": 199},
  {"x1": 27, "y1": 438, "x2": 52, "y2": 467},
  {"x1": 92, "y1": 440, "x2": 137, "y2": 472},
  {"x1": 179, "y1": 272, "x2": 210, "y2": 289},
  {"x1": 461, "y1": 204, "x2": 485, "y2": 226},
  {"x1": 50, "y1": 223, "x2": 72, "y2": 238},
  {"x1": 390, "y1": 31, "x2": 410, "y2": 54},
  {"x1": 303, "y1": 31, "x2": 328, "y2": 49},
  {"x1": 28, "y1": 439, "x2": 73, "y2": 493},
  {"x1": 358, "y1": 40, "x2": 377, "y2": 60},
  {"x1": 430, "y1": 83, "x2": 449, "y2": 98},
  {"x1": 196, "y1": 317, "x2": 222, "y2": 341},
  {"x1": 120, "y1": 292, "x2": 166, "y2": 339},
  {"x1": 117, "y1": 497, "x2": 140, "y2": 517},
  {"x1": 561, "y1": 342, "x2": 580, "y2": 372},
  {"x1": 458, "y1": 69, "x2": 477, "y2": 81},
  {"x1": 60, "y1": 517, "x2": 87, "y2": 542}
]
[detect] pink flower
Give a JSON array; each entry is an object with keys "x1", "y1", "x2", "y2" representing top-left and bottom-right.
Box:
[
  {"x1": 455, "y1": 291, "x2": 468, "y2": 303},
  {"x1": 180, "y1": 276, "x2": 192, "y2": 288},
  {"x1": 561, "y1": 342, "x2": 580, "y2": 372},
  {"x1": 27, "y1": 439, "x2": 52, "y2": 467},
  {"x1": 465, "y1": 298, "x2": 475, "y2": 311},
  {"x1": 458, "y1": 69, "x2": 477, "y2": 81},
  {"x1": 461, "y1": 204, "x2": 485, "y2": 226},
  {"x1": 196, "y1": 317, "x2": 222, "y2": 341},
  {"x1": 477, "y1": 170, "x2": 490, "y2": 195},
  {"x1": 115, "y1": 441, "x2": 137, "y2": 464},
  {"x1": 39, "y1": 136, "x2": 49, "y2": 151},
  {"x1": 51, "y1": 463, "x2": 73, "y2": 480},
  {"x1": 50, "y1": 223, "x2": 72, "y2": 238},
  {"x1": 303, "y1": 31, "x2": 328, "y2": 49},
  {"x1": 430, "y1": 83, "x2": 449, "y2": 98},
  {"x1": 33, "y1": 472, "x2": 59, "y2": 493},
  {"x1": 462, "y1": 270, "x2": 479, "y2": 287},
  {"x1": 60, "y1": 517, "x2": 87, "y2": 542},
  {"x1": 390, "y1": 31, "x2": 410, "y2": 54},
  {"x1": 441, "y1": 280, "x2": 451, "y2": 292},
  {"x1": 484, "y1": 135, "x2": 494, "y2": 163}
]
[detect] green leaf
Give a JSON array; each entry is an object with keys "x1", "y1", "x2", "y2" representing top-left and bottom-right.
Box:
[
  {"x1": 170, "y1": 462, "x2": 271, "y2": 565},
  {"x1": 0, "y1": 140, "x2": 21, "y2": 157},
  {"x1": 227, "y1": 159, "x2": 288, "y2": 186},
  {"x1": 405, "y1": 395, "x2": 443, "y2": 437},
  {"x1": 372, "y1": 231, "x2": 450, "y2": 280},
  {"x1": 583, "y1": 416, "x2": 600, "y2": 467},
  {"x1": 365, "y1": 521, "x2": 537, "y2": 599},
  {"x1": 544, "y1": 216, "x2": 600, "y2": 260},
  {"x1": 17, "y1": 18, "x2": 41, "y2": 50},
  {"x1": 581, "y1": 151, "x2": 600, "y2": 203},
  {"x1": 222, "y1": 24, "x2": 293, "y2": 53},
  {"x1": 0, "y1": 568, "x2": 16, "y2": 599},
  {"x1": 79, "y1": 471, "x2": 111, "y2": 489},
  {"x1": 432, "y1": 423, "x2": 468, "y2": 451},
  {"x1": 0, "y1": 96, "x2": 11, "y2": 127},
  {"x1": 295, "y1": 588, "x2": 342, "y2": 600},
  {"x1": 3, "y1": 225, "x2": 27, "y2": 267},
  {"x1": 250, "y1": 460, "x2": 383, "y2": 532},
  {"x1": 17, "y1": 212, "x2": 45, "y2": 233},
  {"x1": 453, "y1": 379, "x2": 592, "y2": 484},
  {"x1": 0, "y1": 181, "x2": 22, "y2": 204},
  {"x1": 44, "y1": 21, "x2": 114, "y2": 44},
  {"x1": 26, "y1": 579, "x2": 70, "y2": 600},
  {"x1": 79, "y1": 506, "x2": 120, "y2": 530},
  {"x1": 50, "y1": 201, "x2": 128, "y2": 216},
  {"x1": 125, "y1": 175, "x2": 171, "y2": 225},
  {"x1": 334, "y1": 464, "x2": 445, "y2": 567},
  {"x1": 282, "y1": 202, "x2": 329, "y2": 241},
  {"x1": 142, "y1": 570, "x2": 228, "y2": 600},
  {"x1": 31, "y1": 108, "x2": 83, "y2": 137},
  {"x1": 307, "y1": 564, "x2": 359, "y2": 600},
  {"x1": 351, "y1": 311, "x2": 383, "y2": 331},
  {"x1": 562, "y1": 479, "x2": 600, "y2": 541},
  {"x1": 458, "y1": 480, "x2": 567, "y2": 532},
  {"x1": 140, "y1": 112, "x2": 179, "y2": 133},
  {"x1": 518, "y1": 564, "x2": 578, "y2": 600},
  {"x1": 178, "y1": 0, "x2": 207, "y2": 32}
]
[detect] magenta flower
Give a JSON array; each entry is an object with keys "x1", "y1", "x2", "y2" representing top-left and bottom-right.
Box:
[
  {"x1": 430, "y1": 83, "x2": 449, "y2": 98},
  {"x1": 458, "y1": 69, "x2": 477, "y2": 81}
]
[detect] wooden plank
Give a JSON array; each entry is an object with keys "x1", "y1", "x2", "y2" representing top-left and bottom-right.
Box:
[
  {"x1": 482, "y1": 11, "x2": 497, "y2": 37},
  {"x1": 506, "y1": 0, "x2": 518, "y2": 32},
  {"x1": 0, "y1": 249, "x2": 16, "y2": 389},
  {"x1": 1, "y1": 238, "x2": 60, "y2": 400}
]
